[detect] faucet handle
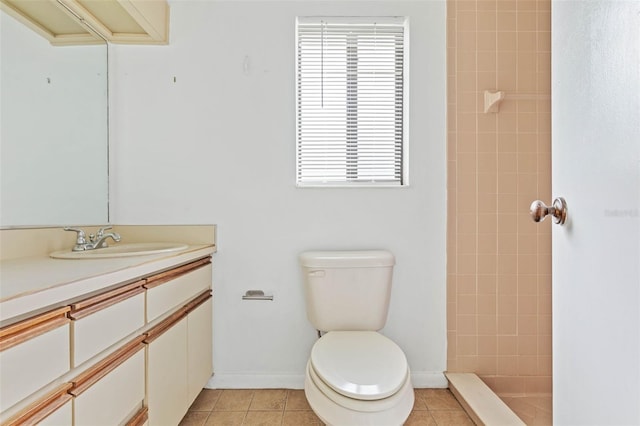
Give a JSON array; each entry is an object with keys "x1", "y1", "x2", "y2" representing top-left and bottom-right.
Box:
[
  {"x1": 64, "y1": 227, "x2": 87, "y2": 245},
  {"x1": 96, "y1": 225, "x2": 113, "y2": 237}
]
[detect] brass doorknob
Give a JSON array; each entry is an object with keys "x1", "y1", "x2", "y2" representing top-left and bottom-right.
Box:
[{"x1": 530, "y1": 197, "x2": 568, "y2": 225}]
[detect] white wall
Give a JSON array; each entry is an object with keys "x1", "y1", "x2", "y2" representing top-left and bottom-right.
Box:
[{"x1": 110, "y1": 0, "x2": 447, "y2": 388}]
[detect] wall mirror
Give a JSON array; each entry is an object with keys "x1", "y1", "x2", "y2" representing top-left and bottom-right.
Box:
[{"x1": 0, "y1": 9, "x2": 109, "y2": 228}]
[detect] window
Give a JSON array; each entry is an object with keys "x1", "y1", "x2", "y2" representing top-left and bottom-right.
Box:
[{"x1": 296, "y1": 17, "x2": 408, "y2": 187}]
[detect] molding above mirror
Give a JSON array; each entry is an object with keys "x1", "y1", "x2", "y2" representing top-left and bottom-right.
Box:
[{"x1": 0, "y1": 0, "x2": 169, "y2": 46}]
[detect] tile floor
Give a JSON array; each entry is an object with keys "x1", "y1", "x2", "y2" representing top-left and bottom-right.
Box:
[{"x1": 179, "y1": 388, "x2": 475, "y2": 426}]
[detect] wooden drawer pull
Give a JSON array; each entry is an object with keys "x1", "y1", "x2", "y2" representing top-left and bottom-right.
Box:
[
  {"x1": 0, "y1": 307, "x2": 70, "y2": 352},
  {"x1": 69, "y1": 335, "x2": 146, "y2": 397},
  {"x1": 70, "y1": 279, "x2": 145, "y2": 312},
  {"x1": 69, "y1": 286, "x2": 145, "y2": 320},
  {"x1": 144, "y1": 257, "x2": 211, "y2": 289},
  {"x1": 2, "y1": 383, "x2": 73, "y2": 426},
  {"x1": 185, "y1": 290, "x2": 213, "y2": 314},
  {"x1": 143, "y1": 309, "x2": 187, "y2": 344}
]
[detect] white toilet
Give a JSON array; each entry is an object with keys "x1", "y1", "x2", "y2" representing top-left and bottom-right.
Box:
[{"x1": 299, "y1": 250, "x2": 414, "y2": 426}]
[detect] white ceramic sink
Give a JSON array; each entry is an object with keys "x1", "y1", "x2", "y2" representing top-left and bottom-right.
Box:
[{"x1": 50, "y1": 242, "x2": 189, "y2": 259}]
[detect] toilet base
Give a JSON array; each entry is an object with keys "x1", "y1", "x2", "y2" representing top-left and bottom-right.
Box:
[{"x1": 304, "y1": 362, "x2": 414, "y2": 426}]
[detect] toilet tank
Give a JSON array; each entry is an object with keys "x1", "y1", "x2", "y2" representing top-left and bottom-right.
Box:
[{"x1": 299, "y1": 250, "x2": 395, "y2": 332}]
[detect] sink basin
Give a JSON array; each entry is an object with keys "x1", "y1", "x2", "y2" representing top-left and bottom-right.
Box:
[{"x1": 50, "y1": 242, "x2": 189, "y2": 259}]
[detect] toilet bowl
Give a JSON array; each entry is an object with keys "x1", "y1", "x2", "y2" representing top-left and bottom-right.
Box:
[
  {"x1": 304, "y1": 331, "x2": 414, "y2": 426},
  {"x1": 299, "y1": 250, "x2": 414, "y2": 425}
]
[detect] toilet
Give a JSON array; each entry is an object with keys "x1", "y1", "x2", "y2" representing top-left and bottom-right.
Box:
[{"x1": 299, "y1": 250, "x2": 414, "y2": 426}]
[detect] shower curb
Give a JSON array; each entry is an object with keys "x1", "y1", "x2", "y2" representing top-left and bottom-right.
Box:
[{"x1": 446, "y1": 372, "x2": 526, "y2": 426}]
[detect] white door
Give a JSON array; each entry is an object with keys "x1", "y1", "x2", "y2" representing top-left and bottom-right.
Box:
[{"x1": 551, "y1": 1, "x2": 640, "y2": 425}]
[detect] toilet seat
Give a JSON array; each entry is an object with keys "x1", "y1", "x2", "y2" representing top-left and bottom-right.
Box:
[
  {"x1": 307, "y1": 360, "x2": 411, "y2": 413},
  {"x1": 310, "y1": 331, "x2": 409, "y2": 401},
  {"x1": 304, "y1": 331, "x2": 415, "y2": 425}
]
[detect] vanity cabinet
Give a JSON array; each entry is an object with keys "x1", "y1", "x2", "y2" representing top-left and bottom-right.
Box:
[{"x1": 0, "y1": 253, "x2": 213, "y2": 426}]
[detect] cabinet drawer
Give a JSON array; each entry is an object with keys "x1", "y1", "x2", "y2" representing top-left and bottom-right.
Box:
[
  {"x1": 73, "y1": 340, "x2": 145, "y2": 426},
  {"x1": 70, "y1": 282, "x2": 145, "y2": 366},
  {"x1": 146, "y1": 261, "x2": 211, "y2": 322},
  {"x1": 0, "y1": 307, "x2": 70, "y2": 412}
]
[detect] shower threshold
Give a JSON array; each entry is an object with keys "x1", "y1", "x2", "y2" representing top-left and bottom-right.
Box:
[{"x1": 446, "y1": 373, "x2": 526, "y2": 426}]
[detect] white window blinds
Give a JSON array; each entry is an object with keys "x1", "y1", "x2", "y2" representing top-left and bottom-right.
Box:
[{"x1": 296, "y1": 17, "x2": 408, "y2": 186}]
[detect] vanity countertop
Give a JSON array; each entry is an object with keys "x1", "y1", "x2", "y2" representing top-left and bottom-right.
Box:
[{"x1": 0, "y1": 244, "x2": 216, "y2": 325}]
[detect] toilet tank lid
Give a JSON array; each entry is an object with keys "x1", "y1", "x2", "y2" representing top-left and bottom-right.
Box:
[{"x1": 299, "y1": 250, "x2": 395, "y2": 268}]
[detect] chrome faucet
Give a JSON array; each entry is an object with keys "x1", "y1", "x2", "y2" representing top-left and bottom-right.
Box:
[{"x1": 64, "y1": 226, "x2": 121, "y2": 251}]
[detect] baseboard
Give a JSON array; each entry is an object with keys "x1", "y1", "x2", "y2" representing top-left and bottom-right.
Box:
[
  {"x1": 206, "y1": 373, "x2": 306, "y2": 389},
  {"x1": 411, "y1": 371, "x2": 448, "y2": 388},
  {"x1": 206, "y1": 371, "x2": 447, "y2": 390}
]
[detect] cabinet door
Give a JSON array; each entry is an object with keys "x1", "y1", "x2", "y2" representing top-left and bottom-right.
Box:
[
  {"x1": 187, "y1": 297, "x2": 213, "y2": 403},
  {"x1": 74, "y1": 349, "x2": 145, "y2": 425},
  {"x1": 147, "y1": 317, "x2": 188, "y2": 426}
]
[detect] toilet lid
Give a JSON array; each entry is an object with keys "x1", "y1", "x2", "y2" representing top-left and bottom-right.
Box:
[{"x1": 310, "y1": 331, "x2": 408, "y2": 400}]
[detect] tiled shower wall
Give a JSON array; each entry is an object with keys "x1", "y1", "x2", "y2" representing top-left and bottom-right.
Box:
[{"x1": 446, "y1": 0, "x2": 553, "y2": 395}]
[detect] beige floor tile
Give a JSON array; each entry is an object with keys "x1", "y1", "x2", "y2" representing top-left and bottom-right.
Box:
[
  {"x1": 411, "y1": 390, "x2": 429, "y2": 411},
  {"x1": 282, "y1": 410, "x2": 323, "y2": 425},
  {"x1": 184, "y1": 387, "x2": 480, "y2": 426},
  {"x1": 285, "y1": 389, "x2": 312, "y2": 410},
  {"x1": 190, "y1": 389, "x2": 224, "y2": 411},
  {"x1": 242, "y1": 410, "x2": 284, "y2": 426},
  {"x1": 214, "y1": 390, "x2": 255, "y2": 411},
  {"x1": 205, "y1": 411, "x2": 246, "y2": 426},
  {"x1": 404, "y1": 410, "x2": 437, "y2": 425},
  {"x1": 429, "y1": 410, "x2": 475, "y2": 426},
  {"x1": 249, "y1": 389, "x2": 287, "y2": 411},
  {"x1": 179, "y1": 411, "x2": 211, "y2": 426},
  {"x1": 417, "y1": 389, "x2": 464, "y2": 411}
]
